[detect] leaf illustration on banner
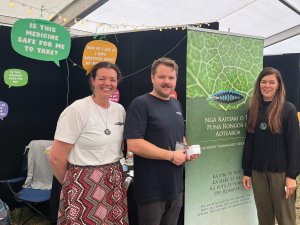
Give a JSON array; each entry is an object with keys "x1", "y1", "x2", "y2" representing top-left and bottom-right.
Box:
[{"x1": 186, "y1": 30, "x2": 263, "y2": 111}]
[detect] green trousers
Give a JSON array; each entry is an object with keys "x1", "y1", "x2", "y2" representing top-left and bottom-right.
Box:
[{"x1": 252, "y1": 170, "x2": 296, "y2": 225}]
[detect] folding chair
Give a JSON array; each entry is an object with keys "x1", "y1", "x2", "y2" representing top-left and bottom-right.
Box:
[
  {"x1": 16, "y1": 188, "x2": 51, "y2": 225},
  {"x1": 2, "y1": 140, "x2": 53, "y2": 225},
  {"x1": 0, "y1": 177, "x2": 26, "y2": 210}
]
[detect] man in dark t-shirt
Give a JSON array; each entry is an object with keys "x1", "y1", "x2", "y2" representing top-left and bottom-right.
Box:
[{"x1": 124, "y1": 57, "x2": 199, "y2": 225}]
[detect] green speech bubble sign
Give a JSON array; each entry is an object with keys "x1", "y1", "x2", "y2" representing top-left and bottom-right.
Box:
[
  {"x1": 4, "y1": 69, "x2": 28, "y2": 88},
  {"x1": 11, "y1": 19, "x2": 71, "y2": 66}
]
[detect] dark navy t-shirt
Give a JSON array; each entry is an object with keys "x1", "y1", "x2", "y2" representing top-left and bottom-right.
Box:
[{"x1": 124, "y1": 94, "x2": 185, "y2": 203}]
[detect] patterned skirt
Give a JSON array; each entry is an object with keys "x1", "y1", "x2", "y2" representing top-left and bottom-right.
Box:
[{"x1": 57, "y1": 162, "x2": 128, "y2": 225}]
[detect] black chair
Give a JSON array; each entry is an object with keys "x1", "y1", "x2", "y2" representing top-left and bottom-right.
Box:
[
  {"x1": 0, "y1": 177, "x2": 26, "y2": 210},
  {"x1": 49, "y1": 176, "x2": 61, "y2": 225}
]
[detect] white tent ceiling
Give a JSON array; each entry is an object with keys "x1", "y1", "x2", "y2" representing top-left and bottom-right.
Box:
[
  {"x1": 0, "y1": 0, "x2": 73, "y2": 24},
  {"x1": 0, "y1": 0, "x2": 300, "y2": 55}
]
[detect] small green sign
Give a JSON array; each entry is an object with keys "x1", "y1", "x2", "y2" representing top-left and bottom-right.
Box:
[
  {"x1": 11, "y1": 19, "x2": 71, "y2": 66},
  {"x1": 4, "y1": 69, "x2": 28, "y2": 88}
]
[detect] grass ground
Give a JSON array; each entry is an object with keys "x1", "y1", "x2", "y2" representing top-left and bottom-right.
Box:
[
  {"x1": 10, "y1": 205, "x2": 51, "y2": 225},
  {"x1": 296, "y1": 177, "x2": 300, "y2": 225},
  {"x1": 9, "y1": 177, "x2": 300, "y2": 224}
]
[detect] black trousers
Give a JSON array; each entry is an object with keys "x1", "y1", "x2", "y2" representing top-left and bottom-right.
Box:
[{"x1": 137, "y1": 193, "x2": 183, "y2": 225}]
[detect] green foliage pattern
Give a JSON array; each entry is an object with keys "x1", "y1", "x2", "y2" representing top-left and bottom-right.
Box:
[{"x1": 187, "y1": 30, "x2": 263, "y2": 111}]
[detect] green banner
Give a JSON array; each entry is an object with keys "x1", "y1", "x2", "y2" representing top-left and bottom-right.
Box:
[{"x1": 185, "y1": 29, "x2": 263, "y2": 225}]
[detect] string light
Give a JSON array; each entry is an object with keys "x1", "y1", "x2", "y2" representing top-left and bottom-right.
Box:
[
  {"x1": 66, "y1": 34, "x2": 187, "y2": 80},
  {"x1": 8, "y1": 0, "x2": 57, "y2": 20},
  {"x1": 47, "y1": 14, "x2": 53, "y2": 20},
  {"x1": 6, "y1": 0, "x2": 215, "y2": 34},
  {"x1": 70, "y1": 17, "x2": 214, "y2": 34}
]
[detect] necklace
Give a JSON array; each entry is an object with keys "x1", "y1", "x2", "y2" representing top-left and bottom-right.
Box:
[{"x1": 96, "y1": 103, "x2": 111, "y2": 135}]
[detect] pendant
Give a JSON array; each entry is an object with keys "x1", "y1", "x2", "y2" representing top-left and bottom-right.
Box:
[
  {"x1": 260, "y1": 122, "x2": 267, "y2": 130},
  {"x1": 104, "y1": 129, "x2": 111, "y2": 135}
]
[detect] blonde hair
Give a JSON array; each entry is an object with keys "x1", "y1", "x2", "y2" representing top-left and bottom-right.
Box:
[{"x1": 151, "y1": 57, "x2": 178, "y2": 77}]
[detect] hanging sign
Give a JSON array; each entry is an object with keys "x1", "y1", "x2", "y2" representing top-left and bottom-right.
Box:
[
  {"x1": 4, "y1": 69, "x2": 28, "y2": 88},
  {"x1": 109, "y1": 89, "x2": 120, "y2": 102},
  {"x1": 11, "y1": 19, "x2": 71, "y2": 66},
  {"x1": 0, "y1": 101, "x2": 9, "y2": 120},
  {"x1": 82, "y1": 40, "x2": 117, "y2": 74}
]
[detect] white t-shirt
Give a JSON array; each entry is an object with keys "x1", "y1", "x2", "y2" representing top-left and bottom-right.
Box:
[{"x1": 54, "y1": 96, "x2": 125, "y2": 166}]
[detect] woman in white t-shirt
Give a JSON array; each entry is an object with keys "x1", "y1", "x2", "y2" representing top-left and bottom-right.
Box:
[{"x1": 49, "y1": 62, "x2": 128, "y2": 225}]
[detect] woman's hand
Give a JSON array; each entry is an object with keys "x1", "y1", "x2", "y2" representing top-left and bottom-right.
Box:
[
  {"x1": 285, "y1": 177, "x2": 297, "y2": 199},
  {"x1": 242, "y1": 176, "x2": 251, "y2": 190}
]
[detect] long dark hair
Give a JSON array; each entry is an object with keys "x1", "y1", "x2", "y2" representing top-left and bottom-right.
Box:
[{"x1": 247, "y1": 67, "x2": 286, "y2": 133}]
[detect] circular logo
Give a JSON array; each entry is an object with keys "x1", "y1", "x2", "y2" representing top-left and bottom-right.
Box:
[{"x1": 260, "y1": 122, "x2": 267, "y2": 130}]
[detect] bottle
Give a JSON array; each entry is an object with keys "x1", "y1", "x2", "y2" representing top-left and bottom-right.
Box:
[{"x1": 125, "y1": 150, "x2": 134, "y2": 166}]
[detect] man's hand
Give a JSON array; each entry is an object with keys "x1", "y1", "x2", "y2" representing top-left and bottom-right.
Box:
[
  {"x1": 187, "y1": 154, "x2": 200, "y2": 161},
  {"x1": 171, "y1": 149, "x2": 186, "y2": 166},
  {"x1": 186, "y1": 145, "x2": 200, "y2": 161}
]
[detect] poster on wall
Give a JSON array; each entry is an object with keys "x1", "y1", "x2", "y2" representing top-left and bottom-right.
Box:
[{"x1": 185, "y1": 29, "x2": 263, "y2": 225}]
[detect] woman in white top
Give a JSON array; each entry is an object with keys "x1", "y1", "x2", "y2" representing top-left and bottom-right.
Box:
[{"x1": 49, "y1": 62, "x2": 128, "y2": 225}]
